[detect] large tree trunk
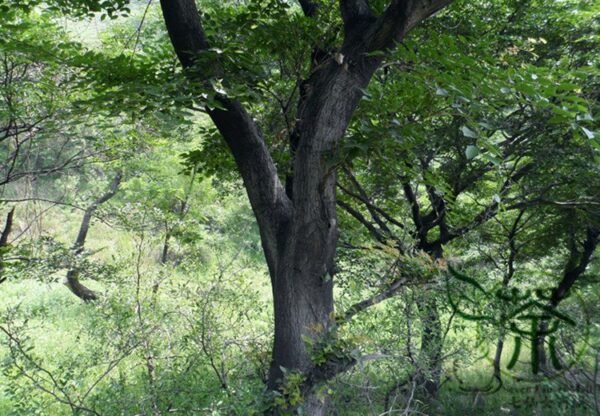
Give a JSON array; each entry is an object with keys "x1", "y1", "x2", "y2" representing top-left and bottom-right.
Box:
[
  {"x1": 268, "y1": 235, "x2": 336, "y2": 415},
  {"x1": 159, "y1": 1, "x2": 454, "y2": 413},
  {"x1": 266, "y1": 60, "x2": 360, "y2": 412},
  {"x1": 268, "y1": 233, "x2": 336, "y2": 385}
]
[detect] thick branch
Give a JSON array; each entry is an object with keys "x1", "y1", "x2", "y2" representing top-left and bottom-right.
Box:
[
  {"x1": 298, "y1": 0, "x2": 318, "y2": 17},
  {"x1": 402, "y1": 181, "x2": 423, "y2": 233},
  {"x1": 161, "y1": 0, "x2": 291, "y2": 267},
  {"x1": 159, "y1": 0, "x2": 209, "y2": 68},
  {"x1": 366, "y1": 0, "x2": 454, "y2": 52},
  {"x1": 340, "y1": 0, "x2": 374, "y2": 31},
  {"x1": 551, "y1": 227, "x2": 599, "y2": 306},
  {"x1": 422, "y1": 183, "x2": 449, "y2": 242},
  {"x1": 160, "y1": 0, "x2": 292, "y2": 271}
]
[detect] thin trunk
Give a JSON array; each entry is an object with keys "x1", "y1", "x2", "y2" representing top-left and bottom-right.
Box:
[
  {"x1": 493, "y1": 211, "x2": 525, "y2": 381},
  {"x1": 535, "y1": 227, "x2": 599, "y2": 374},
  {"x1": 415, "y1": 243, "x2": 444, "y2": 397},
  {"x1": 0, "y1": 206, "x2": 15, "y2": 284},
  {"x1": 416, "y1": 298, "x2": 442, "y2": 397},
  {"x1": 65, "y1": 173, "x2": 122, "y2": 301},
  {"x1": 493, "y1": 337, "x2": 504, "y2": 381},
  {"x1": 160, "y1": 226, "x2": 170, "y2": 265}
]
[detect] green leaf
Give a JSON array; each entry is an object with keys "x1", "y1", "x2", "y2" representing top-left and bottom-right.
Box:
[
  {"x1": 465, "y1": 145, "x2": 479, "y2": 160},
  {"x1": 435, "y1": 87, "x2": 449, "y2": 96},
  {"x1": 581, "y1": 126, "x2": 595, "y2": 139},
  {"x1": 461, "y1": 126, "x2": 479, "y2": 139}
]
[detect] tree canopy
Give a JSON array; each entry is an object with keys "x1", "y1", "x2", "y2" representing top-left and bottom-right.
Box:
[{"x1": 0, "y1": 0, "x2": 598, "y2": 415}]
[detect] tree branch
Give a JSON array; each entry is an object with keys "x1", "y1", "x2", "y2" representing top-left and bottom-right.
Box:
[
  {"x1": 298, "y1": 0, "x2": 318, "y2": 17},
  {"x1": 340, "y1": 0, "x2": 374, "y2": 31},
  {"x1": 341, "y1": 167, "x2": 398, "y2": 236},
  {"x1": 402, "y1": 181, "x2": 423, "y2": 233},
  {"x1": 73, "y1": 173, "x2": 122, "y2": 252},
  {"x1": 366, "y1": 0, "x2": 454, "y2": 52},
  {"x1": 337, "y1": 199, "x2": 388, "y2": 244},
  {"x1": 445, "y1": 163, "x2": 533, "y2": 242},
  {"x1": 159, "y1": 0, "x2": 292, "y2": 270},
  {"x1": 65, "y1": 172, "x2": 122, "y2": 302},
  {"x1": 340, "y1": 275, "x2": 410, "y2": 324},
  {"x1": 551, "y1": 226, "x2": 599, "y2": 306}
]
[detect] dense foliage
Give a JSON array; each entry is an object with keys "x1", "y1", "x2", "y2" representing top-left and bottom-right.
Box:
[{"x1": 0, "y1": 0, "x2": 598, "y2": 415}]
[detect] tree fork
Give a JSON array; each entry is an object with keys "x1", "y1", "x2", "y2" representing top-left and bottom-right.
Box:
[{"x1": 159, "y1": 1, "x2": 454, "y2": 413}]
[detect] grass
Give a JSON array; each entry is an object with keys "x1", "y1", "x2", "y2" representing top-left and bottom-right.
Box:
[{"x1": 0, "y1": 201, "x2": 597, "y2": 415}]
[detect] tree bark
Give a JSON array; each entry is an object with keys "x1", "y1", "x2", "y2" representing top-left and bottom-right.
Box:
[
  {"x1": 65, "y1": 173, "x2": 122, "y2": 301},
  {"x1": 160, "y1": 227, "x2": 171, "y2": 266},
  {"x1": 415, "y1": 298, "x2": 442, "y2": 396},
  {"x1": 159, "y1": 1, "x2": 453, "y2": 412}
]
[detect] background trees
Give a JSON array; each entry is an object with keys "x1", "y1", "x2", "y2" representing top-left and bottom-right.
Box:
[{"x1": 0, "y1": 0, "x2": 598, "y2": 415}]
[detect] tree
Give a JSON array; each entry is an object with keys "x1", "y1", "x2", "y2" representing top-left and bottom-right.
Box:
[
  {"x1": 157, "y1": 0, "x2": 453, "y2": 412},
  {"x1": 1, "y1": 1, "x2": 599, "y2": 414},
  {"x1": 65, "y1": 172, "x2": 122, "y2": 301},
  {"x1": 332, "y1": 0, "x2": 599, "y2": 397}
]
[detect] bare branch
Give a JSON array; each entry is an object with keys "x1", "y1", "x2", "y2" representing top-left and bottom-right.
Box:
[
  {"x1": 340, "y1": 275, "x2": 410, "y2": 324},
  {"x1": 445, "y1": 163, "x2": 533, "y2": 242},
  {"x1": 65, "y1": 172, "x2": 122, "y2": 302},
  {"x1": 342, "y1": 167, "x2": 400, "y2": 234},
  {"x1": 337, "y1": 199, "x2": 388, "y2": 244}
]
